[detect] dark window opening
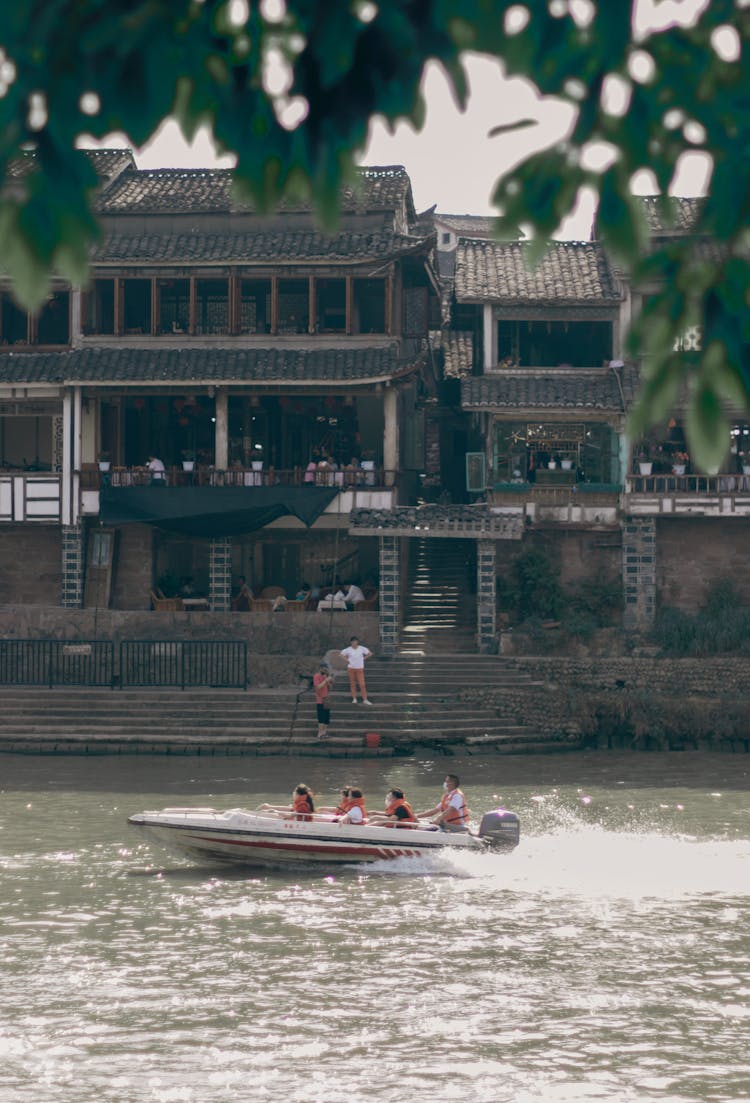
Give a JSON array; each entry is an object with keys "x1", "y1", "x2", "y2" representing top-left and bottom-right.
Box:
[
  {"x1": 196, "y1": 279, "x2": 229, "y2": 334},
  {"x1": 123, "y1": 279, "x2": 152, "y2": 334},
  {"x1": 316, "y1": 278, "x2": 346, "y2": 333},
  {"x1": 442, "y1": 232, "x2": 451, "y2": 245},
  {"x1": 37, "y1": 291, "x2": 70, "y2": 345},
  {"x1": 354, "y1": 279, "x2": 385, "y2": 334},
  {"x1": 1, "y1": 295, "x2": 28, "y2": 344},
  {"x1": 278, "y1": 279, "x2": 309, "y2": 334},
  {"x1": 158, "y1": 279, "x2": 190, "y2": 334},
  {"x1": 83, "y1": 280, "x2": 114, "y2": 335},
  {"x1": 497, "y1": 320, "x2": 613, "y2": 368},
  {"x1": 239, "y1": 279, "x2": 271, "y2": 334}
]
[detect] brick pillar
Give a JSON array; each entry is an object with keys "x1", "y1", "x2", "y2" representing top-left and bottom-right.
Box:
[
  {"x1": 209, "y1": 536, "x2": 232, "y2": 612},
  {"x1": 622, "y1": 516, "x2": 656, "y2": 632},
  {"x1": 61, "y1": 524, "x2": 84, "y2": 608},
  {"x1": 378, "y1": 534, "x2": 400, "y2": 655},
  {"x1": 477, "y1": 538, "x2": 497, "y2": 653}
]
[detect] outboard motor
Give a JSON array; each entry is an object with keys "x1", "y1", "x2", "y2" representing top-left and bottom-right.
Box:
[{"x1": 477, "y1": 808, "x2": 520, "y2": 851}]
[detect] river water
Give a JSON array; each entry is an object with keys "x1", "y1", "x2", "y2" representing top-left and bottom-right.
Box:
[{"x1": 1, "y1": 751, "x2": 748, "y2": 1103}]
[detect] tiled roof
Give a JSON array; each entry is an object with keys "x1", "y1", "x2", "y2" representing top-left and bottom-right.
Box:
[
  {"x1": 97, "y1": 165, "x2": 415, "y2": 217},
  {"x1": 461, "y1": 364, "x2": 639, "y2": 411},
  {"x1": 6, "y1": 148, "x2": 135, "y2": 182},
  {"x1": 92, "y1": 228, "x2": 431, "y2": 264},
  {"x1": 0, "y1": 345, "x2": 404, "y2": 385},
  {"x1": 430, "y1": 330, "x2": 474, "y2": 379},
  {"x1": 638, "y1": 196, "x2": 704, "y2": 235},
  {"x1": 455, "y1": 240, "x2": 621, "y2": 304},
  {"x1": 435, "y1": 213, "x2": 496, "y2": 238}
]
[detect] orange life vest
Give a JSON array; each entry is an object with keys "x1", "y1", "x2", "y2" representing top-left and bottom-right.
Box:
[
  {"x1": 440, "y1": 787, "x2": 469, "y2": 826},
  {"x1": 384, "y1": 796, "x2": 416, "y2": 827},
  {"x1": 292, "y1": 793, "x2": 314, "y2": 820},
  {"x1": 341, "y1": 795, "x2": 367, "y2": 822}
]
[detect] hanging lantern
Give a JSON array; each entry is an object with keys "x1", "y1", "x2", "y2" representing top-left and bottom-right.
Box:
[
  {"x1": 133, "y1": 397, "x2": 146, "y2": 410},
  {"x1": 174, "y1": 398, "x2": 185, "y2": 412},
  {"x1": 278, "y1": 395, "x2": 290, "y2": 408},
  {"x1": 178, "y1": 416, "x2": 190, "y2": 427}
]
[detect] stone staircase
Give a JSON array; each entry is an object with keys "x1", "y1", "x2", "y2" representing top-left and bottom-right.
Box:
[
  {"x1": 0, "y1": 655, "x2": 567, "y2": 757},
  {"x1": 400, "y1": 538, "x2": 477, "y2": 654}
]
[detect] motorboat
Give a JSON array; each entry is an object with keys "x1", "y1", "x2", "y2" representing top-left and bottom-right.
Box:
[{"x1": 127, "y1": 806, "x2": 520, "y2": 868}]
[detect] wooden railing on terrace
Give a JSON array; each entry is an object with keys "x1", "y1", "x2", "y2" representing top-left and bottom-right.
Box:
[
  {"x1": 82, "y1": 464, "x2": 394, "y2": 491},
  {"x1": 626, "y1": 473, "x2": 750, "y2": 494}
]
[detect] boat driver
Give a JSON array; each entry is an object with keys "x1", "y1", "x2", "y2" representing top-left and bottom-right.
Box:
[{"x1": 417, "y1": 774, "x2": 469, "y2": 831}]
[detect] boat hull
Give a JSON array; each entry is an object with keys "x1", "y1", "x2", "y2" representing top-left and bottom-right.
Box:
[{"x1": 127, "y1": 808, "x2": 491, "y2": 868}]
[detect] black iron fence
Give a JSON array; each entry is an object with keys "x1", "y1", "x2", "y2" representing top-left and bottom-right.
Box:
[
  {"x1": 0, "y1": 640, "x2": 115, "y2": 687},
  {"x1": 0, "y1": 640, "x2": 248, "y2": 689},
  {"x1": 119, "y1": 641, "x2": 247, "y2": 689}
]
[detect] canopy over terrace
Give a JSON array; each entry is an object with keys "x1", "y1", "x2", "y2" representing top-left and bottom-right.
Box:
[{"x1": 100, "y1": 484, "x2": 338, "y2": 537}]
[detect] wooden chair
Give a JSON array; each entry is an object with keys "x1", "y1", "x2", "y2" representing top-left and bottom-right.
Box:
[
  {"x1": 149, "y1": 589, "x2": 184, "y2": 611},
  {"x1": 358, "y1": 590, "x2": 379, "y2": 611},
  {"x1": 248, "y1": 596, "x2": 274, "y2": 612},
  {"x1": 285, "y1": 599, "x2": 307, "y2": 613},
  {"x1": 260, "y1": 585, "x2": 286, "y2": 599}
]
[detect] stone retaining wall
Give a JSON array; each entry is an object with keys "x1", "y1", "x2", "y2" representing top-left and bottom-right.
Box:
[{"x1": 462, "y1": 656, "x2": 750, "y2": 751}]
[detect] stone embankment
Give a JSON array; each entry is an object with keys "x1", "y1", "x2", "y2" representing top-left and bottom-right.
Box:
[{"x1": 0, "y1": 655, "x2": 576, "y2": 758}]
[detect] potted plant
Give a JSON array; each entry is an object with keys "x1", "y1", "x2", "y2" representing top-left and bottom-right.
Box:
[
  {"x1": 672, "y1": 450, "x2": 689, "y2": 475},
  {"x1": 636, "y1": 445, "x2": 652, "y2": 475},
  {"x1": 181, "y1": 450, "x2": 195, "y2": 472},
  {"x1": 98, "y1": 451, "x2": 111, "y2": 473}
]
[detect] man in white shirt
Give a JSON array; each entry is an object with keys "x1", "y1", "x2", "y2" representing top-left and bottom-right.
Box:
[
  {"x1": 417, "y1": 774, "x2": 469, "y2": 831},
  {"x1": 339, "y1": 636, "x2": 372, "y2": 705},
  {"x1": 147, "y1": 455, "x2": 166, "y2": 485},
  {"x1": 343, "y1": 582, "x2": 365, "y2": 609}
]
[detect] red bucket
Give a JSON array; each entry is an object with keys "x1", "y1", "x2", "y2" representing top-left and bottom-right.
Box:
[{"x1": 364, "y1": 732, "x2": 381, "y2": 749}]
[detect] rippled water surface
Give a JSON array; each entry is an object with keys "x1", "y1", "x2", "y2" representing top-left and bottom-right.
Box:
[{"x1": 1, "y1": 752, "x2": 749, "y2": 1103}]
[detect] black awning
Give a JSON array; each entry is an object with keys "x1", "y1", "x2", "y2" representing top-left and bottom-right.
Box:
[{"x1": 99, "y1": 485, "x2": 339, "y2": 537}]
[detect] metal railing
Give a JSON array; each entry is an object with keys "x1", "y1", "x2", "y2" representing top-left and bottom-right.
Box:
[
  {"x1": 119, "y1": 640, "x2": 248, "y2": 689},
  {"x1": 0, "y1": 639, "x2": 114, "y2": 686},
  {"x1": 0, "y1": 639, "x2": 248, "y2": 689},
  {"x1": 83, "y1": 464, "x2": 392, "y2": 490}
]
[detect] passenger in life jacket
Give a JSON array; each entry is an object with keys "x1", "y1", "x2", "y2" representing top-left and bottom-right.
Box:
[
  {"x1": 334, "y1": 787, "x2": 367, "y2": 825},
  {"x1": 261, "y1": 783, "x2": 315, "y2": 821},
  {"x1": 417, "y1": 773, "x2": 470, "y2": 831},
  {"x1": 291, "y1": 784, "x2": 315, "y2": 820},
  {"x1": 369, "y1": 787, "x2": 418, "y2": 829}
]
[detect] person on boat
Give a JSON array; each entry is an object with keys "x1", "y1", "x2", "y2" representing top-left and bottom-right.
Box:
[
  {"x1": 261, "y1": 783, "x2": 315, "y2": 821},
  {"x1": 369, "y1": 787, "x2": 418, "y2": 828},
  {"x1": 417, "y1": 773, "x2": 470, "y2": 831},
  {"x1": 291, "y1": 784, "x2": 315, "y2": 820},
  {"x1": 334, "y1": 787, "x2": 367, "y2": 825}
]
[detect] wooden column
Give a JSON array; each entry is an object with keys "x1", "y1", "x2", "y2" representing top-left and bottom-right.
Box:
[
  {"x1": 271, "y1": 276, "x2": 279, "y2": 335},
  {"x1": 345, "y1": 276, "x2": 354, "y2": 335},
  {"x1": 215, "y1": 388, "x2": 229, "y2": 470},
  {"x1": 114, "y1": 278, "x2": 123, "y2": 337},
  {"x1": 385, "y1": 270, "x2": 393, "y2": 336},
  {"x1": 229, "y1": 274, "x2": 238, "y2": 334},
  {"x1": 150, "y1": 278, "x2": 158, "y2": 336},
  {"x1": 189, "y1": 277, "x2": 197, "y2": 335},
  {"x1": 308, "y1": 276, "x2": 316, "y2": 334}
]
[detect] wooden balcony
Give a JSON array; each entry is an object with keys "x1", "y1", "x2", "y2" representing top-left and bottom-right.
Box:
[
  {"x1": 79, "y1": 465, "x2": 398, "y2": 521},
  {"x1": 624, "y1": 473, "x2": 750, "y2": 516},
  {"x1": 488, "y1": 482, "x2": 620, "y2": 526}
]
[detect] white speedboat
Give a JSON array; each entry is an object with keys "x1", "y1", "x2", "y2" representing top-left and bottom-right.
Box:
[{"x1": 127, "y1": 806, "x2": 520, "y2": 868}]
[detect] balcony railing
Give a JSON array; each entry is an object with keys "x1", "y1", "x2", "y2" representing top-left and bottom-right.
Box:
[
  {"x1": 626, "y1": 473, "x2": 750, "y2": 494},
  {"x1": 82, "y1": 464, "x2": 393, "y2": 490}
]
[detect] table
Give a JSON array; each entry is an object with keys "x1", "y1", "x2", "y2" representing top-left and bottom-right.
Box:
[{"x1": 182, "y1": 597, "x2": 210, "y2": 611}]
